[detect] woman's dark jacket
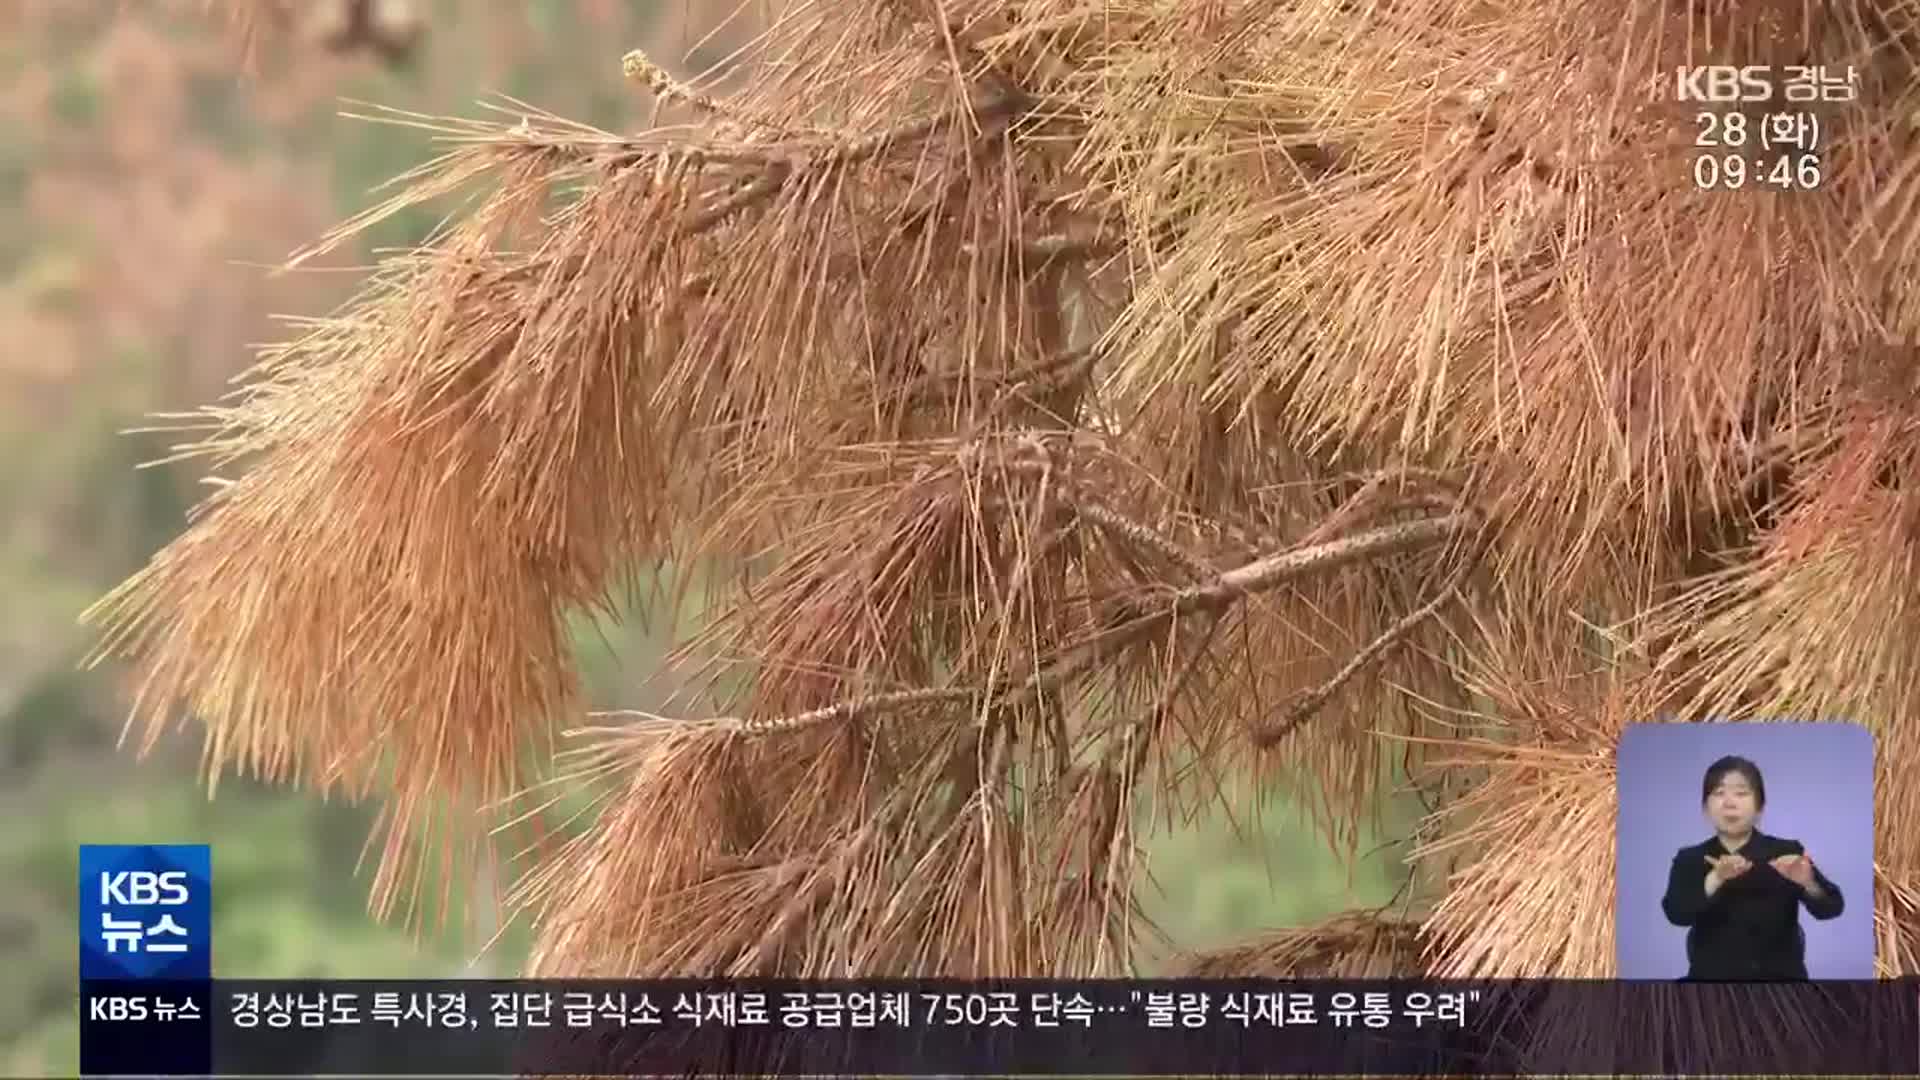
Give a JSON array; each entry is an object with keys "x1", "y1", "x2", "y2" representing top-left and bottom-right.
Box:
[{"x1": 1661, "y1": 830, "x2": 1844, "y2": 981}]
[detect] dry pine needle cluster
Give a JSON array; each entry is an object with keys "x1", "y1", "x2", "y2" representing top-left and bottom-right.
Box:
[{"x1": 88, "y1": 0, "x2": 1920, "y2": 992}]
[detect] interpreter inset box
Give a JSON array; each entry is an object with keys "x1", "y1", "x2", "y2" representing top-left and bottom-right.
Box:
[{"x1": 1615, "y1": 722, "x2": 1874, "y2": 980}]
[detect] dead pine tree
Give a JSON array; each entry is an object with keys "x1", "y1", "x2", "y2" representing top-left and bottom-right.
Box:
[{"x1": 90, "y1": 0, "x2": 1920, "y2": 1023}]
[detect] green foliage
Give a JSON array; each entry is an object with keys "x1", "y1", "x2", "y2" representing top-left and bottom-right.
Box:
[
  {"x1": 1142, "y1": 782, "x2": 1415, "y2": 964},
  {"x1": 185, "y1": 69, "x2": 259, "y2": 152},
  {"x1": 48, "y1": 67, "x2": 100, "y2": 130}
]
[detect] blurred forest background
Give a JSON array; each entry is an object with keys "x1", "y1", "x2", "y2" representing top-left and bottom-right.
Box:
[{"x1": 0, "y1": 2, "x2": 1416, "y2": 1073}]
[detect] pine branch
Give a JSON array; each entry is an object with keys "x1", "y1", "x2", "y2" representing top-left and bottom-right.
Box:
[
  {"x1": 679, "y1": 93, "x2": 1024, "y2": 228},
  {"x1": 1250, "y1": 580, "x2": 1464, "y2": 748},
  {"x1": 1065, "y1": 495, "x2": 1217, "y2": 581},
  {"x1": 885, "y1": 0, "x2": 1038, "y2": 111},
  {"x1": 621, "y1": 48, "x2": 827, "y2": 138},
  {"x1": 474, "y1": 110, "x2": 1103, "y2": 299},
  {"x1": 1170, "y1": 514, "x2": 1469, "y2": 618},
  {"x1": 725, "y1": 821, "x2": 885, "y2": 976},
  {"x1": 334, "y1": 87, "x2": 1030, "y2": 250},
  {"x1": 1248, "y1": 519, "x2": 1488, "y2": 748},
  {"x1": 875, "y1": 347, "x2": 1100, "y2": 415},
  {"x1": 591, "y1": 511, "x2": 1476, "y2": 740},
  {"x1": 1297, "y1": 469, "x2": 1464, "y2": 548},
  {"x1": 960, "y1": 227, "x2": 1121, "y2": 266},
  {"x1": 587, "y1": 684, "x2": 975, "y2": 738}
]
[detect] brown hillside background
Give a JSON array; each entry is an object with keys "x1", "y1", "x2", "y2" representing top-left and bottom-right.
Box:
[{"x1": 33, "y1": 0, "x2": 1920, "y2": 1056}]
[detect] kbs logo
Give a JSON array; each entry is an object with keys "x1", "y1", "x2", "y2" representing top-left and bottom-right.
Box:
[
  {"x1": 88, "y1": 995, "x2": 149, "y2": 1021},
  {"x1": 1675, "y1": 66, "x2": 1773, "y2": 103},
  {"x1": 81, "y1": 985, "x2": 211, "y2": 1075},
  {"x1": 99, "y1": 870, "x2": 189, "y2": 906},
  {"x1": 77, "y1": 844, "x2": 212, "y2": 981}
]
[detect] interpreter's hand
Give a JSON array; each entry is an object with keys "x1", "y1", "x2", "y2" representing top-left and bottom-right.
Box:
[
  {"x1": 1705, "y1": 853, "x2": 1753, "y2": 886},
  {"x1": 1771, "y1": 852, "x2": 1817, "y2": 889}
]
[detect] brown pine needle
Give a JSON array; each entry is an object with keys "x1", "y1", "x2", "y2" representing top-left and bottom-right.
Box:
[
  {"x1": 1253, "y1": 580, "x2": 1464, "y2": 748},
  {"x1": 93, "y1": 0, "x2": 1920, "y2": 986},
  {"x1": 593, "y1": 511, "x2": 1473, "y2": 740}
]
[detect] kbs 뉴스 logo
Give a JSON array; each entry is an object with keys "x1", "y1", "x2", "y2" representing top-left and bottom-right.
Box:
[{"x1": 77, "y1": 844, "x2": 211, "y2": 980}]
